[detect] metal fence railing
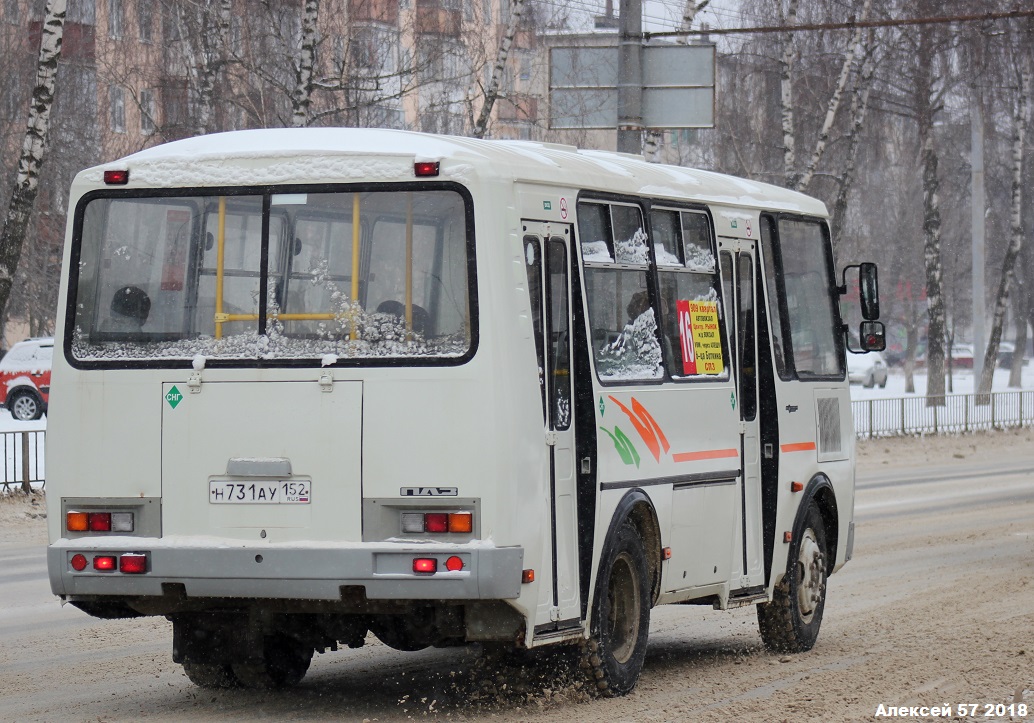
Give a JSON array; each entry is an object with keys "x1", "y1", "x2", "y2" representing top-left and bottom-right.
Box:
[
  {"x1": 852, "y1": 391, "x2": 1034, "y2": 438},
  {"x1": 0, "y1": 430, "x2": 45, "y2": 493}
]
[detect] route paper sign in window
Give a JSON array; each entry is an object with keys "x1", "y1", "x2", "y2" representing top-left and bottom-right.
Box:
[{"x1": 677, "y1": 299, "x2": 724, "y2": 376}]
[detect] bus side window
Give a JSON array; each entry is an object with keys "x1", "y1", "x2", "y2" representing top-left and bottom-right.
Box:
[
  {"x1": 760, "y1": 215, "x2": 789, "y2": 379},
  {"x1": 578, "y1": 201, "x2": 662, "y2": 382},
  {"x1": 651, "y1": 207, "x2": 725, "y2": 381}
]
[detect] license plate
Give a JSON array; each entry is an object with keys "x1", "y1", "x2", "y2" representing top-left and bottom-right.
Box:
[{"x1": 209, "y1": 479, "x2": 310, "y2": 504}]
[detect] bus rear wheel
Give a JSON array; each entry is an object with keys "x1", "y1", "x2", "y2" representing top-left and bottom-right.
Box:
[
  {"x1": 585, "y1": 521, "x2": 650, "y2": 697},
  {"x1": 757, "y1": 503, "x2": 827, "y2": 653},
  {"x1": 231, "y1": 635, "x2": 313, "y2": 689},
  {"x1": 182, "y1": 662, "x2": 239, "y2": 688}
]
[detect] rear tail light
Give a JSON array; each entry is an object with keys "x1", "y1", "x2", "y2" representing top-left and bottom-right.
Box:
[
  {"x1": 119, "y1": 553, "x2": 148, "y2": 574},
  {"x1": 447, "y1": 512, "x2": 472, "y2": 533},
  {"x1": 111, "y1": 512, "x2": 135, "y2": 532},
  {"x1": 88, "y1": 513, "x2": 112, "y2": 532},
  {"x1": 400, "y1": 511, "x2": 474, "y2": 535},
  {"x1": 66, "y1": 512, "x2": 88, "y2": 531},
  {"x1": 93, "y1": 555, "x2": 117, "y2": 571},
  {"x1": 424, "y1": 513, "x2": 448, "y2": 533},
  {"x1": 66, "y1": 510, "x2": 135, "y2": 534},
  {"x1": 413, "y1": 557, "x2": 437, "y2": 573}
]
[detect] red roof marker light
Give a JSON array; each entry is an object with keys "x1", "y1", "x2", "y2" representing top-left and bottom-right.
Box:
[
  {"x1": 104, "y1": 169, "x2": 129, "y2": 185},
  {"x1": 414, "y1": 161, "x2": 440, "y2": 177}
]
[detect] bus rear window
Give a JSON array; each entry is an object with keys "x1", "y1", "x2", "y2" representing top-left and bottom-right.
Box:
[{"x1": 69, "y1": 188, "x2": 473, "y2": 365}]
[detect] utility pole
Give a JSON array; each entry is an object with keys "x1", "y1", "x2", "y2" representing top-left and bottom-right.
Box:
[
  {"x1": 617, "y1": 0, "x2": 643, "y2": 154},
  {"x1": 971, "y1": 97, "x2": 986, "y2": 385}
]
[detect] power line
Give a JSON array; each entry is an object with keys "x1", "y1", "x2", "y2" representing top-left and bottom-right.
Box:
[{"x1": 646, "y1": 9, "x2": 1034, "y2": 38}]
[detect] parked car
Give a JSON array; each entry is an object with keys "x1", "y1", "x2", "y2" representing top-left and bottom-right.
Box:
[
  {"x1": 847, "y1": 350, "x2": 889, "y2": 388},
  {"x1": 948, "y1": 343, "x2": 974, "y2": 369},
  {"x1": 0, "y1": 337, "x2": 53, "y2": 420}
]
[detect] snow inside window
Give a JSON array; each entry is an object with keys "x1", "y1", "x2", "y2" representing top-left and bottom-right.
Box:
[{"x1": 70, "y1": 188, "x2": 472, "y2": 365}]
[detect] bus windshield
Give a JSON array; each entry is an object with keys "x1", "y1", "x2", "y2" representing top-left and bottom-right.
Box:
[{"x1": 69, "y1": 187, "x2": 473, "y2": 365}]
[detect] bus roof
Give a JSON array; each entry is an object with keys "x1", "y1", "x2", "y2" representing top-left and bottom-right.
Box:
[{"x1": 87, "y1": 127, "x2": 828, "y2": 217}]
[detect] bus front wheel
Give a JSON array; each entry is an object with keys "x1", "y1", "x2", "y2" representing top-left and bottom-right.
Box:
[
  {"x1": 757, "y1": 503, "x2": 828, "y2": 653},
  {"x1": 585, "y1": 521, "x2": 651, "y2": 697}
]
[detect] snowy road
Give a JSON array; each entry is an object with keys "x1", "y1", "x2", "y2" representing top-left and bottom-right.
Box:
[{"x1": 1, "y1": 433, "x2": 1032, "y2": 721}]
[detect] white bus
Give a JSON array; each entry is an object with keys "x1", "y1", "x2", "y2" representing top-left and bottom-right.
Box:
[{"x1": 47, "y1": 128, "x2": 883, "y2": 695}]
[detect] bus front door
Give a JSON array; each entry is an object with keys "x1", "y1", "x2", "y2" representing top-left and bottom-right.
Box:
[
  {"x1": 524, "y1": 223, "x2": 581, "y2": 630},
  {"x1": 720, "y1": 243, "x2": 767, "y2": 593}
]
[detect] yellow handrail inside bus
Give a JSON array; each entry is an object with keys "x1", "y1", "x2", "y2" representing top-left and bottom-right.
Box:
[
  {"x1": 405, "y1": 193, "x2": 413, "y2": 339},
  {"x1": 350, "y1": 194, "x2": 361, "y2": 340},
  {"x1": 214, "y1": 196, "x2": 227, "y2": 339}
]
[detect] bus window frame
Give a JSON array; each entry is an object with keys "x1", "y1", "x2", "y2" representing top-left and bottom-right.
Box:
[
  {"x1": 575, "y1": 193, "x2": 663, "y2": 388},
  {"x1": 760, "y1": 212, "x2": 846, "y2": 383},
  {"x1": 64, "y1": 181, "x2": 479, "y2": 371},
  {"x1": 646, "y1": 202, "x2": 729, "y2": 384}
]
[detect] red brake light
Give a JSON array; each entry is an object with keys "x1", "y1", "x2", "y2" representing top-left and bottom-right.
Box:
[
  {"x1": 414, "y1": 161, "x2": 439, "y2": 177},
  {"x1": 120, "y1": 553, "x2": 148, "y2": 574},
  {"x1": 103, "y1": 169, "x2": 129, "y2": 185},
  {"x1": 93, "y1": 555, "x2": 117, "y2": 571},
  {"x1": 413, "y1": 557, "x2": 437, "y2": 573},
  {"x1": 424, "y1": 513, "x2": 448, "y2": 534},
  {"x1": 88, "y1": 513, "x2": 112, "y2": 532}
]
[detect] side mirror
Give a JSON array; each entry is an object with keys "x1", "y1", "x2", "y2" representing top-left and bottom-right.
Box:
[
  {"x1": 840, "y1": 262, "x2": 881, "y2": 321},
  {"x1": 858, "y1": 262, "x2": 880, "y2": 321},
  {"x1": 859, "y1": 321, "x2": 886, "y2": 352}
]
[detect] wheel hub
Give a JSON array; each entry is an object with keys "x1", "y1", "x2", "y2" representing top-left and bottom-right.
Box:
[{"x1": 796, "y1": 528, "x2": 825, "y2": 622}]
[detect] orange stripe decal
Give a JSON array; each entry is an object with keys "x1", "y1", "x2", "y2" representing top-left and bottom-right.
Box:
[
  {"x1": 673, "y1": 448, "x2": 739, "y2": 463},
  {"x1": 632, "y1": 398, "x2": 671, "y2": 455},
  {"x1": 609, "y1": 395, "x2": 662, "y2": 462},
  {"x1": 781, "y1": 442, "x2": 817, "y2": 453}
]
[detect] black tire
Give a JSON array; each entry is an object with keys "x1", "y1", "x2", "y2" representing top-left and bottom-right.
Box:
[
  {"x1": 757, "y1": 503, "x2": 828, "y2": 653},
  {"x1": 182, "y1": 662, "x2": 239, "y2": 689},
  {"x1": 231, "y1": 635, "x2": 313, "y2": 689},
  {"x1": 585, "y1": 521, "x2": 651, "y2": 697},
  {"x1": 8, "y1": 391, "x2": 42, "y2": 421}
]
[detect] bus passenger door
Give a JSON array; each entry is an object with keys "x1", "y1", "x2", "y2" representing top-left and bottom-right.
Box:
[
  {"x1": 719, "y1": 243, "x2": 766, "y2": 592},
  {"x1": 524, "y1": 223, "x2": 581, "y2": 628}
]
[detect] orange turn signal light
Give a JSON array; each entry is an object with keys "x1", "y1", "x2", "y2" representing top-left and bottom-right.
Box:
[
  {"x1": 522, "y1": 569, "x2": 535, "y2": 584},
  {"x1": 67, "y1": 512, "x2": 88, "y2": 532},
  {"x1": 448, "y1": 512, "x2": 473, "y2": 534}
]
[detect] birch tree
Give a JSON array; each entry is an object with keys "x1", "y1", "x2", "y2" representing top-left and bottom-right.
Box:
[
  {"x1": 795, "y1": 0, "x2": 871, "y2": 194},
  {"x1": 470, "y1": 0, "x2": 526, "y2": 139},
  {"x1": 913, "y1": 14, "x2": 948, "y2": 403},
  {"x1": 778, "y1": 0, "x2": 800, "y2": 188},
  {"x1": 0, "y1": 0, "x2": 65, "y2": 327},
  {"x1": 977, "y1": 43, "x2": 1032, "y2": 396},
  {"x1": 829, "y1": 31, "x2": 876, "y2": 248},
  {"x1": 171, "y1": 0, "x2": 234, "y2": 135},
  {"x1": 291, "y1": 0, "x2": 320, "y2": 127}
]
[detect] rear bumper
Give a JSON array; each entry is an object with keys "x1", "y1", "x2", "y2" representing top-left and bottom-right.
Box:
[{"x1": 48, "y1": 538, "x2": 524, "y2": 603}]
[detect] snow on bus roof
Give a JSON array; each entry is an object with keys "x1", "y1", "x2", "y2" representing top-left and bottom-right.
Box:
[{"x1": 84, "y1": 127, "x2": 826, "y2": 216}]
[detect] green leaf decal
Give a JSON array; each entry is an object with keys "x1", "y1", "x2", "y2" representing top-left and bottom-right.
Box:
[
  {"x1": 614, "y1": 427, "x2": 641, "y2": 468},
  {"x1": 600, "y1": 426, "x2": 640, "y2": 468}
]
